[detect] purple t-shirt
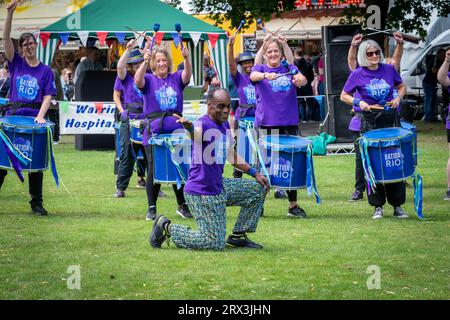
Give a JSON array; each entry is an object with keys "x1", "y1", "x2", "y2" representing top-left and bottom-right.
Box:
[
  {"x1": 184, "y1": 114, "x2": 232, "y2": 196},
  {"x1": 114, "y1": 73, "x2": 144, "y2": 108},
  {"x1": 7, "y1": 53, "x2": 56, "y2": 116},
  {"x1": 232, "y1": 71, "x2": 256, "y2": 122},
  {"x1": 141, "y1": 71, "x2": 186, "y2": 135},
  {"x1": 251, "y1": 63, "x2": 300, "y2": 127},
  {"x1": 343, "y1": 63, "x2": 403, "y2": 106}
]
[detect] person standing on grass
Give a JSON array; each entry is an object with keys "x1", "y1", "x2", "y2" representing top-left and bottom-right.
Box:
[
  {"x1": 340, "y1": 39, "x2": 409, "y2": 219},
  {"x1": 0, "y1": 0, "x2": 56, "y2": 216},
  {"x1": 250, "y1": 35, "x2": 308, "y2": 218},
  {"x1": 437, "y1": 49, "x2": 450, "y2": 201},
  {"x1": 113, "y1": 41, "x2": 147, "y2": 198},
  {"x1": 149, "y1": 88, "x2": 270, "y2": 250},
  {"x1": 346, "y1": 32, "x2": 405, "y2": 203},
  {"x1": 135, "y1": 38, "x2": 193, "y2": 221}
]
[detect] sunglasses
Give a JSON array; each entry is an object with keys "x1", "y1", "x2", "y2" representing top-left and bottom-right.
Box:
[{"x1": 366, "y1": 50, "x2": 381, "y2": 57}]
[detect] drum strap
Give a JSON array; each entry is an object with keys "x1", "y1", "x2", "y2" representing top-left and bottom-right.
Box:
[
  {"x1": 237, "y1": 104, "x2": 256, "y2": 118},
  {"x1": 413, "y1": 174, "x2": 423, "y2": 219},
  {"x1": 145, "y1": 111, "x2": 183, "y2": 135},
  {"x1": 6, "y1": 102, "x2": 41, "y2": 115},
  {"x1": 46, "y1": 127, "x2": 59, "y2": 187},
  {"x1": 306, "y1": 145, "x2": 321, "y2": 204},
  {"x1": 0, "y1": 127, "x2": 31, "y2": 182}
]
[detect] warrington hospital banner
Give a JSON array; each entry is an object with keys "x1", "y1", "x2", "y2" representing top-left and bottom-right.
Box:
[{"x1": 59, "y1": 101, "x2": 116, "y2": 134}]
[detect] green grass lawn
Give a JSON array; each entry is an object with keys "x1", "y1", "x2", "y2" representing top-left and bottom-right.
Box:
[{"x1": 0, "y1": 122, "x2": 449, "y2": 300}]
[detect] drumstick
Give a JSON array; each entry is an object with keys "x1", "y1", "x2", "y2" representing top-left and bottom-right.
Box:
[
  {"x1": 231, "y1": 20, "x2": 245, "y2": 39},
  {"x1": 149, "y1": 23, "x2": 161, "y2": 53},
  {"x1": 125, "y1": 26, "x2": 148, "y2": 42},
  {"x1": 175, "y1": 23, "x2": 184, "y2": 51},
  {"x1": 275, "y1": 69, "x2": 299, "y2": 78},
  {"x1": 256, "y1": 19, "x2": 277, "y2": 36}
]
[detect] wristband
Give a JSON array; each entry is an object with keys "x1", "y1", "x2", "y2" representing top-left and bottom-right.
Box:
[
  {"x1": 247, "y1": 167, "x2": 257, "y2": 177},
  {"x1": 352, "y1": 98, "x2": 361, "y2": 107}
]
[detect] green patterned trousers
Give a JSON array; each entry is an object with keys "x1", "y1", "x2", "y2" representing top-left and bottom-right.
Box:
[{"x1": 170, "y1": 178, "x2": 266, "y2": 250}]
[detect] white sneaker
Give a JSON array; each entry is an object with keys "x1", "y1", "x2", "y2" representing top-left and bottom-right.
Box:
[{"x1": 372, "y1": 207, "x2": 383, "y2": 219}]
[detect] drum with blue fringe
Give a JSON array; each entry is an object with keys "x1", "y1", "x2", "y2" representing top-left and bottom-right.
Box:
[
  {"x1": 237, "y1": 116, "x2": 257, "y2": 168},
  {"x1": 400, "y1": 120, "x2": 417, "y2": 166},
  {"x1": 359, "y1": 127, "x2": 415, "y2": 183},
  {"x1": 149, "y1": 133, "x2": 191, "y2": 184},
  {"x1": 260, "y1": 135, "x2": 313, "y2": 190},
  {"x1": 130, "y1": 119, "x2": 144, "y2": 144},
  {"x1": 0, "y1": 116, "x2": 54, "y2": 171}
]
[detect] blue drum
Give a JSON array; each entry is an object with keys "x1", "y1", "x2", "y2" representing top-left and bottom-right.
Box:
[
  {"x1": 0, "y1": 116, "x2": 54, "y2": 172},
  {"x1": 400, "y1": 120, "x2": 417, "y2": 166},
  {"x1": 360, "y1": 127, "x2": 415, "y2": 183},
  {"x1": 237, "y1": 116, "x2": 257, "y2": 167},
  {"x1": 130, "y1": 119, "x2": 144, "y2": 144},
  {"x1": 260, "y1": 135, "x2": 312, "y2": 190},
  {"x1": 114, "y1": 122, "x2": 144, "y2": 162},
  {"x1": 149, "y1": 133, "x2": 191, "y2": 184}
]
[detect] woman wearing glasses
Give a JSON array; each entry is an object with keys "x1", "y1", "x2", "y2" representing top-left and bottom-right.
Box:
[
  {"x1": 340, "y1": 39, "x2": 408, "y2": 220},
  {"x1": 0, "y1": 0, "x2": 56, "y2": 216}
]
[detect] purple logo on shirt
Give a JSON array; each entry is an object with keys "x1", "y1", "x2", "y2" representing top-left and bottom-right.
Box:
[
  {"x1": 16, "y1": 74, "x2": 40, "y2": 101},
  {"x1": 243, "y1": 84, "x2": 256, "y2": 104},
  {"x1": 365, "y1": 78, "x2": 390, "y2": 104},
  {"x1": 155, "y1": 86, "x2": 177, "y2": 111},
  {"x1": 269, "y1": 76, "x2": 291, "y2": 93}
]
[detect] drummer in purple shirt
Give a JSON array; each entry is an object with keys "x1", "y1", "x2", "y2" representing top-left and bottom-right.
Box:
[
  {"x1": 437, "y1": 48, "x2": 450, "y2": 201},
  {"x1": 250, "y1": 35, "x2": 308, "y2": 218},
  {"x1": 149, "y1": 88, "x2": 270, "y2": 250},
  {"x1": 113, "y1": 41, "x2": 147, "y2": 198},
  {"x1": 135, "y1": 38, "x2": 192, "y2": 221},
  {"x1": 0, "y1": 0, "x2": 56, "y2": 216},
  {"x1": 341, "y1": 39, "x2": 409, "y2": 219}
]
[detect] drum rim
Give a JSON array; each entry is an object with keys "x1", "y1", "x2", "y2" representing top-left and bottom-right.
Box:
[
  {"x1": 362, "y1": 127, "x2": 413, "y2": 141},
  {"x1": 0, "y1": 115, "x2": 54, "y2": 129},
  {"x1": 260, "y1": 134, "x2": 311, "y2": 150}
]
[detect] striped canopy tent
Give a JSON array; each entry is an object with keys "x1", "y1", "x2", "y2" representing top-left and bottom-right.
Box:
[{"x1": 40, "y1": 0, "x2": 229, "y2": 88}]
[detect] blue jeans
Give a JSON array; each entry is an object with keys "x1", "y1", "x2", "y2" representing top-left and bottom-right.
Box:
[{"x1": 423, "y1": 83, "x2": 437, "y2": 121}]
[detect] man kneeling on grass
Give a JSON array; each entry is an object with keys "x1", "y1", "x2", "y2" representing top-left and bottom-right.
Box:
[{"x1": 149, "y1": 87, "x2": 270, "y2": 250}]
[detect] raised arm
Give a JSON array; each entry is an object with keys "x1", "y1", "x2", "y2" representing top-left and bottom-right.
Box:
[
  {"x1": 254, "y1": 34, "x2": 272, "y2": 65},
  {"x1": 181, "y1": 47, "x2": 192, "y2": 85},
  {"x1": 3, "y1": 0, "x2": 19, "y2": 62},
  {"x1": 228, "y1": 36, "x2": 237, "y2": 77},
  {"x1": 437, "y1": 49, "x2": 450, "y2": 87},
  {"x1": 348, "y1": 34, "x2": 362, "y2": 71},
  {"x1": 391, "y1": 32, "x2": 404, "y2": 72},
  {"x1": 135, "y1": 38, "x2": 151, "y2": 89},
  {"x1": 278, "y1": 35, "x2": 294, "y2": 64},
  {"x1": 117, "y1": 40, "x2": 136, "y2": 80}
]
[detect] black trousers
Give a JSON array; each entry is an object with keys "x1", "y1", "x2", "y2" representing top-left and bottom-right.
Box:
[
  {"x1": 144, "y1": 145, "x2": 186, "y2": 209},
  {"x1": 46, "y1": 109, "x2": 60, "y2": 142},
  {"x1": 0, "y1": 170, "x2": 44, "y2": 207},
  {"x1": 362, "y1": 110, "x2": 405, "y2": 208},
  {"x1": 258, "y1": 125, "x2": 300, "y2": 203}
]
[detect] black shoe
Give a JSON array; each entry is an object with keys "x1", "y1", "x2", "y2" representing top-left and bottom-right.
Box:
[
  {"x1": 226, "y1": 234, "x2": 263, "y2": 249},
  {"x1": 393, "y1": 206, "x2": 409, "y2": 219},
  {"x1": 146, "y1": 206, "x2": 157, "y2": 221},
  {"x1": 444, "y1": 190, "x2": 450, "y2": 201},
  {"x1": 31, "y1": 204, "x2": 48, "y2": 216},
  {"x1": 287, "y1": 205, "x2": 307, "y2": 218},
  {"x1": 136, "y1": 179, "x2": 146, "y2": 189},
  {"x1": 114, "y1": 189, "x2": 125, "y2": 198},
  {"x1": 274, "y1": 189, "x2": 288, "y2": 199},
  {"x1": 177, "y1": 203, "x2": 193, "y2": 218},
  {"x1": 158, "y1": 190, "x2": 167, "y2": 198},
  {"x1": 349, "y1": 190, "x2": 364, "y2": 202},
  {"x1": 149, "y1": 215, "x2": 171, "y2": 248}
]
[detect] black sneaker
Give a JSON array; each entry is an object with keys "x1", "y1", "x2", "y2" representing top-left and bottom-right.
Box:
[
  {"x1": 393, "y1": 206, "x2": 409, "y2": 219},
  {"x1": 158, "y1": 190, "x2": 167, "y2": 198},
  {"x1": 149, "y1": 215, "x2": 171, "y2": 248},
  {"x1": 287, "y1": 206, "x2": 307, "y2": 218},
  {"x1": 372, "y1": 207, "x2": 383, "y2": 219},
  {"x1": 274, "y1": 189, "x2": 288, "y2": 199},
  {"x1": 226, "y1": 234, "x2": 263, "y2": 249},
  {"x1": 349, "y1": 190, "x2": 363, "y2": 202},
  {"x1": 136, "y1": 179, "x2": 146, "y2": 189},
  {"x1": 114, "y1": 189, "x2": 125, "y2": 198},
  {"x1": 31, "y1": 204, "x2": 48, "y2": 216},
  {"x1": 177, "y1": 204, "x2": 193, "y2": 218},
  {"x1": 146, "y1": 206, "x2": 157, "y2": 221},
  {"x1": 444, "y1": 190, "x2": 450, "y2": 201}
]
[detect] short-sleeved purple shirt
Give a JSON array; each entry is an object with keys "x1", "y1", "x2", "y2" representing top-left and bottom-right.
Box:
[
  {"x1": 114, "y1": 73, "x2": 144, "y2": 108},
  {"x1": 343, "y1": 64, "x2": 403, "y2": 106},
  {"x1": 7, "y1": 53, "x2": 56, "y2": 116},
  {"x1": 184, "y1": 114, "x2": 232, "y2": 196},
  {"x1": 232, "y1": 71, "x2": 256, "y2": 121},
  {"x1": 141, "y1": 71, "x2": 186, "y2": 136},
  {"x1": 251, "y1": 63, "x2": 300, "y2": 128}
]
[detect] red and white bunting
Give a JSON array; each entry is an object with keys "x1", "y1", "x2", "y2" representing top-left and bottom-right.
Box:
[
  {"x1": 96, "y1": 32, "x2": 108, "y2": 46},
  {"x1": 39, "y1": 32, "x2": 51, "y2": 48},
  {"x1": 189, "y1": 32, "x2": 202, "y2": 48},
  {"x1": 77, "y1": 31, "x2": 89, "y2": 47},
  {"x1": 207, "y1": 33, "x2": 220, "y2": 49}
]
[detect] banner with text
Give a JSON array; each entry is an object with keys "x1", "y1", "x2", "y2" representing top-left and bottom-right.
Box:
[{"x1": 59, "y1": 101, "x2": 116, "y2": 134}]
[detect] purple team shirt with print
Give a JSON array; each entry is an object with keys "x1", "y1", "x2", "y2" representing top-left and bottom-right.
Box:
[
  {"x1": 184, "y1": 114, "x2": 232, "y2": 196},
  {"x1": 7, "y1": 53, "x2": 56, "y2": 116},
  {"x1": 343, "y1": 63, "x2": 403, "y2": 107},
  {"x1": 251, "y1": 64, "x2": 300, "y2": 127},
  {"x1": 141, "y1": 71, "x2": 186, "y2": 142},
  {"x1": 232, "y1": 71, "x2": 256, "y2": 122},
  {"x1": 114, "y1": 73, "x2": 144, "y2": 119}
]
